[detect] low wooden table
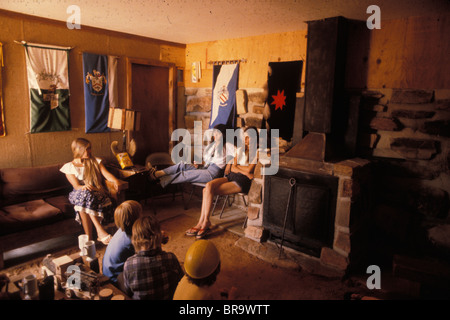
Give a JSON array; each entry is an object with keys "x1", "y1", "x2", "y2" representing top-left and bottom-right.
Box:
[
  {"x1": 7, "y1": 252, "x2": 130, "y2": 300},
  {"x1": 56, "y1": 281, "x2": 129, "y2": 300},
  {"x1": 106, "y1": 163, "x2": 149, "y2": 179},
  {"x1": 105, "y1": 164, "x2": 151, "y2": 202}
]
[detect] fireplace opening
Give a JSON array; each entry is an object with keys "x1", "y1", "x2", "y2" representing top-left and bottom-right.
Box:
[{"x1": 263, "y1": 167, "x2": 338, "y2": 257}]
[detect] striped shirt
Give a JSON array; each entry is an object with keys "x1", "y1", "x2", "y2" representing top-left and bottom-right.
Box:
[{"x1": 122, "y1": 249, "x2": 183, "y2": 300}]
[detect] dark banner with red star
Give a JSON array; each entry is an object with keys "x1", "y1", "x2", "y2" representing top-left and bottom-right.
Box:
[{"x1": 267, "y1": 60, "x2": 302, "y2": 141}]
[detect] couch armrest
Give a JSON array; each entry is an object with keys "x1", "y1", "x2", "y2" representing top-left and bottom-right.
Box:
[{"x1": 105, "y1": 179, "x2": 128, "y2": 204}]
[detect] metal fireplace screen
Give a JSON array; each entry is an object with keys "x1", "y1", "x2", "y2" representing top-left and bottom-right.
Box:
[{"x1": 263, "y1": 167, "x2": 338, "y2": 257}]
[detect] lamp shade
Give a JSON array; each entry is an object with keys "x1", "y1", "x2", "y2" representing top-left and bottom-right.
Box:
[
  {"x1": 108, "y1": 107, "x2": 125, "y2": 130},
  {"x1": 125, "y1": 109, "x2": 141, "y2": 131},
  {"x1": 108, "y1": 107, "x2": 140, "y2": 131}
]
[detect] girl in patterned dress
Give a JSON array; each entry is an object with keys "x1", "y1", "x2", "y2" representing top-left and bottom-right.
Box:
[{"x1": 60, "y1": 138, "x2": 120, "y2": 245}]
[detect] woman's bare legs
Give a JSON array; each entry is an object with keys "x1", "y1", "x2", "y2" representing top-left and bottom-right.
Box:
[{"x1": 194, "y1": 178, "x2": 242, "y2": 230}]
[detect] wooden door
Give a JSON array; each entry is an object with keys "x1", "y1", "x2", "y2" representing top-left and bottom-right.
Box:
[{"x1": 127, "y1": 58, "x2": 176, "y2": 165}]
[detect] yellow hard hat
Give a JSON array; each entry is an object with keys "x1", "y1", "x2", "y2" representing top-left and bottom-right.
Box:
[{"x1": 184, "y1": 240, "x2": 220, "y2": 279}]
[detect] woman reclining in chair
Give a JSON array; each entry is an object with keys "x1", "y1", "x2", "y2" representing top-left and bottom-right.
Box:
[
  {"x1": 148, "y1": 124, "x2": 235, "y2": 188},
  {"x1": 186, "y1": 126, "x2": 258, "y2": 239}
]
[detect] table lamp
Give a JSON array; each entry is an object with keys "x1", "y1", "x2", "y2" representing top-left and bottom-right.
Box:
[{"x1": 108, "y1": 107, "x2": 141, "y2": 168}]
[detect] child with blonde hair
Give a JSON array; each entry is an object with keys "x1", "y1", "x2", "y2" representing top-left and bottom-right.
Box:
[
  {"x1": 102, "y1": 200, "x2": 142, "y2": 284},
  {"x1": 60, "y1": 138, "x2": 120, "y2": 244}
]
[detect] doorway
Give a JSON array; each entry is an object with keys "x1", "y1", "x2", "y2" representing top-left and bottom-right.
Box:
[{"x1": 126, "y1": 58, "x2": 176, "y2": 165}]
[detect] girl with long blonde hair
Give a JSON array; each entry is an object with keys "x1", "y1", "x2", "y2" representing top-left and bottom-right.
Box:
[{"x1": 60, "y1": 138, "x2": 120, "y2": 244}]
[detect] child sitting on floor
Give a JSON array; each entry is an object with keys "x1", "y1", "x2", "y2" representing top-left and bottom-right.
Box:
[
  {"x1": 102, "y1": 200, "x2": 142, "y2": 285},
  {"x1": 120, "y1": 215, "x2": 183, "y2": 300},
  {"x1": 173, "y1": 240, "x2": 237, "y2": 300}
]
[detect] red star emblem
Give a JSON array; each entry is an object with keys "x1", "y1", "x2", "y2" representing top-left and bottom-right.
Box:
[{"x1": 271, "y1": 90, "x2": 286, "y2": 110}]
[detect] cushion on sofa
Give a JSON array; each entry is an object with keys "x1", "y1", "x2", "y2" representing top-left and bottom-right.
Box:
[
  {"x1": 428, "y1": 224, "x2": 450, "y2": 249},
  {"x1": 0, "y1": 164, "x2": 71, "y2": 202},
  {"x1": 44, "y1": 195, "x2": 75, "y2": 218},
  {"x1": 0, "y1": 199, "x2": 63, "y2": 236},
  {"x1": 0, "y1": 208, "x2": 19, "y2": 225}
]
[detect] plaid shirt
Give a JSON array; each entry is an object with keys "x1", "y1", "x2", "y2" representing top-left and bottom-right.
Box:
[{"x1": 123, "y1": 248, "x2": 183, "y2": 300}]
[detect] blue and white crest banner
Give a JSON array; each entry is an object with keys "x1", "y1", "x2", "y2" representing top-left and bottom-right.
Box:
[
  {"x1": 209, "y1": 63, "x2": 239, "y2": 129},
  {"x1": 82, "y1": 52, "x2": 118, "y2": 133}
]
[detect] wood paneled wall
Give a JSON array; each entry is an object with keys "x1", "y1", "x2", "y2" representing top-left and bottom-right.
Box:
[
  {"x1": 185, "y1": 14, "x2": 450, "y2": 91},
  {"x1": 0, "y1": 10, "x2": 185, "y2": 168},
  {"x1": 367, "y1": 14, "x2": 450, "y2": 89},
  {"x1": 186, "y1": 31, "x2": 308, "y2": 90}
]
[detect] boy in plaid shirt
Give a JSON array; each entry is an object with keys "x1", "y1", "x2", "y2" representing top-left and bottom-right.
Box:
[{"x1": 121, "y1": 215, "x2": 183, "y2": 300}]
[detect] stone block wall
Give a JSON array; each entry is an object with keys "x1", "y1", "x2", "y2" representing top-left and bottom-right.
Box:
[
  {"x1": 183, "y1": 86, "x2": 297, "y2": 156},
  {"x1": 184, "y1": 87, "x2": 267, "y2": 131},
  {"x1": 323, "y1": 158, "x2": 372, "y2": 273},
  {"x1": 244, "y1": 162, "x2": 265, "y2": 242},
  {"x1": 357, "y1": 88, "x2": 450, "y2": 261}
]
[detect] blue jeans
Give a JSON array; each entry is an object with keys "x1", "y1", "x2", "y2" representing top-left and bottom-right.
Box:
[{"x1": 159, "y1": 162, "x2": 223, "y2": 188}]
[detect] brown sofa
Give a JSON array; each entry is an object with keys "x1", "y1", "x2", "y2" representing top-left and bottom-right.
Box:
[{"x1": 0, "y1": 163, "x2": 127, "y2": 269}]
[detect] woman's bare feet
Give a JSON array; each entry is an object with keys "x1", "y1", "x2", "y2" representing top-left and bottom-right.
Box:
[{"x1": 185, "y1": 226, "x2": 201, "y2": 236}]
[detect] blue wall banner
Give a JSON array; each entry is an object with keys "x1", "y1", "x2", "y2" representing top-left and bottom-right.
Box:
[
  {"x1": 83, "y1": 52, "x2": 118, "y2": 133},
  {"x1": 209, "y1": 63, "x2": 239, "y2": 129}
]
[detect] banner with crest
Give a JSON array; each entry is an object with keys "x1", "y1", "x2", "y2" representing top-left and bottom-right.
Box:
[
  {"x1": 0, "y1": 42, "x2": 5, "y2": 137},
  {"x1": 209, "y1": 63, "x2": 239, "y2": 129},
  {"x1": 82, "y1": 52, "x2": 118, "y2": 133},
  {"x1": 24, "y1": 42, "x2": 71, "y2": 133}
]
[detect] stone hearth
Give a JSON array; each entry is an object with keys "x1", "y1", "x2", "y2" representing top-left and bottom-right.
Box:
[{"x1": 244, "y1": 156, "x2": 372, "y2": 276}]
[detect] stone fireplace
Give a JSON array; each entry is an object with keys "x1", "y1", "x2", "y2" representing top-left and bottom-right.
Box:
[
  {"x1": 263, "y1": 165, "x2": 339, "y2": 258},
  {"x1": 243, "y1": 16, "x2": 373, "y2": 275},
  {"x1": 179, "y1": 14, "x2": 450, "y2": 288},
  {"x1": 244, "y1": 154, "x2": 372, "y2": 275}
]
